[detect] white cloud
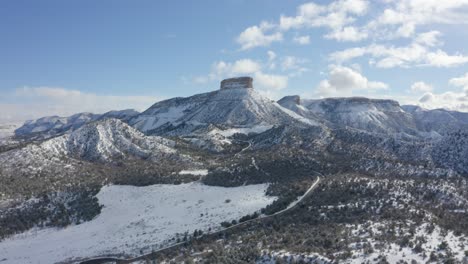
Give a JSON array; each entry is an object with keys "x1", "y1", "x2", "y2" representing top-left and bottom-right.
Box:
[
  {"x1": 395, "y1": 23, "x2": 415, "y2": 38},
  {"x1": 425, "y1": 50, "x2": 468, "y2": 67},
  {"x1": 293, "y1": 35, "x2": 310, "y2": 45},
  {"x1": 201, "y1": 59, "x2": 261, "y2": 82},
  {"x1": 237, "y1": 22, "x2": 283, "y2": 50},
  {"x1": 330, "y1": 42, "x2": 468, "y2": 68},
  {"x1": 316, "y1": 65, "x2": 388, "y2": 96},
  {"x1": 236, "y1": 0, "x2": 468, "y2": 50},
  {"x1": 329, "y1": 47, "x2": 367, "y2": 63},
  {"x1": 415, "y1": 31, "x2": 442, "y2": 47},
  {"x1": 324, "y1": 26, "x2": 368, "y2": 42},
  {"x1": 267, "y1": 50, "x2": 277, "y2": 61},
  {"x1": 281, "y1": 56, "x2": 303, "y2": 70},
  {"x1": 231, "y1": 59, "x2": 262, "y2": 74},
  {"x1": 1, "y1": 87, "x2": 159, "y2": 122},
  {"x1": 410, "y1": 81, "x2": 433, "y2": 93},
  {"x1": 449, "y1": 72, "x2": 468, "y2": 93},
  {"x1": 376, "y1": 1, "x2": 468, "y2": 27},
  {"x1": 238, "y1": 0, "x2": 370, "y2": 47},
  {"x1": 366, "y1": 0, "x2": 468, "y2": 41},
  {"x1": 254, "y1": 72, "x2": 288, "y2": 91},
  {"x1": 411, "y1": 72, "x2": 468, "y2": 111},
  {"x1": 416, "y1": 91, "x2": 468, "y2": 111}
]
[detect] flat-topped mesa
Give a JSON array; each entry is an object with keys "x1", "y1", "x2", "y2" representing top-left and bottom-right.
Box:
[{"x1": 220, "y1": 77, "x2": 253, "y2": 90}]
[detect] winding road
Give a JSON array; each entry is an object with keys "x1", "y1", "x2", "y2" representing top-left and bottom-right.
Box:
[{"x1": 79, "y1": 176, "x2": 321, "y2": 264}]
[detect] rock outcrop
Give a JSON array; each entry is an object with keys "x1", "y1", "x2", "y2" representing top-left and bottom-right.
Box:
[{"x1": 220, "y1": 77, "x2": 253, "y2": 90}]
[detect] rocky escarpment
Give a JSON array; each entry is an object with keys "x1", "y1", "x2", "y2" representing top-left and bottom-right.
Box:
[{"x1": 220, "y1": 77, "x2": 253, "y2": 90}]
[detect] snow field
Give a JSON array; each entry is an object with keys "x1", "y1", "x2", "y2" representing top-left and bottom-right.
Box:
[{"x1": 0, "y1": 182, "x2": 276, "y2": 264}]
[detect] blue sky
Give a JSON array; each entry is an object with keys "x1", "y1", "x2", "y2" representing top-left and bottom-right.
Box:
[{"x1": 1, "y1": 0, "x2": 468, "y2": 121}]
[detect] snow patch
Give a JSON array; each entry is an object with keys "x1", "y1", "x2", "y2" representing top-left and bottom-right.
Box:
[
  {"x1": 179, "y1": 169, "x2": 208, "y2": 176},
  {"x1": 134, "y1": 104, "x2": 191, "y2": 132},
  {"x1": 209, "y1": 125, "x2": 273, "y2": 137},
  {"x1": 275, "y1": 104, "x2": 317, "y2": 126}
]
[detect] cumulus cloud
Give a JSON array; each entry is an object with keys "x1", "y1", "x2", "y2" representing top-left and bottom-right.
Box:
[
  {"x1": 374, "y1": 1, "x2": 468, "y2": 28},
  {"x1": 267, "y1": 50, "x2": 277, "y2": 61},
  {"x1": 415, "y1": 31, "x2": 443, "y2": 47},
  {"x1": 237, "y1": 22, "x2": 283, "y2": 50},
  {"x1": 330, "y1": 40, "x2": 468, "y2": 68},
  {"x1": 205, "y1": 59, "x2": 261, "y2": 79},
  {"x1": 281, "y1": 56, "x2": 305, "y2": 71},
  {"x1": 236, "y1": 0, "x2": 370, "y2": 48},
  {"x1": 234, "y1": 0, "x2": 468, "y2": 64},
  {"x1": 279, "y1": 0, "x2": 369, "y2": 31},
  {"x1": 449, "y1": 72, "x2": 468, "y2": 93},
  {"x1": 254, "y1": 72, "x2": 288, "y2": 90},
  {"x1": 231, "y1": 59, "x2": 262, "y2": 74},
  {"x1": 293, "y1": 35, "x2": 310, "y2": 45},
  {"x1": 324, "y1": 26, "x2": 368, "y2": 42},
  {"x1": 425, "y1": 50, "x2": 468, "y2": 67},
  {"x1": 410, "y1": 72, "x2": 468, "y2": 112},
  {"x1": 362, "y1": 0, "x2": 468, "y2": 41},
  {"x1": 416, "y1": 91, "x2": 468, "y2": 112},
  {"x1": 410, "y1": 82, "x2": 433, "y2": 93},
  {"x1": 315, "y1": 65, "x2": 388, "y2": 97},
  {"x1": 0, "y1": 87, "x2": 159, "y2": 122}
]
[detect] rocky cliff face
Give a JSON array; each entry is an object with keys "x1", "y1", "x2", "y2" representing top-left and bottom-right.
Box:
[{"x1": 220, "y1": 77, "x2": 253, "y2": 90}]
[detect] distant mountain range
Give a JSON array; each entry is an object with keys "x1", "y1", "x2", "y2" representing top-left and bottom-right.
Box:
[
  {"x1": 14, "y1": 109, "x2": 139, "y2": 140},
  {"x1": 15, "y1": 78, "x2": 468, "y2": 142},
  {"x1": 3, "y1": 76, "x2": 468, "y2": 197}
]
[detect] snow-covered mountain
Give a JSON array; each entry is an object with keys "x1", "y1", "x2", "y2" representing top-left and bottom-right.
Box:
[
  {"x1": 0, "y1": 119, "x2": 184, "y2": 183},
  {"x1": 97, "y1": 109, "x2": 140, "y2": 122},
  {"x1": 58, "y1": 118, "x2": 176, "y2": 162},
  {"x1": 129, "y1": 77, "x2": 317, "y2": 136},
  {"x1": 7, "y1": 118, "x2": 176, "y2": 164},
  {"x1": 15, "y1": 109, "x2": 139, "y2": 140},
  {"x1": 278, "y1": 96, "x2": 418, "y2": 135},
  {"x1": 402, "y1": 105, "x2": 468, "y2": 133}
]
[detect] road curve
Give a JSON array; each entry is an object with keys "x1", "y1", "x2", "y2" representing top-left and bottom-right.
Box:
[{"x1": 79, "y1": 175, "x2": 321, "y2": 264}]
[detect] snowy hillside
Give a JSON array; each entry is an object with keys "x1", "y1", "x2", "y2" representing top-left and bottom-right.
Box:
[
  {"x1": 62, "y1": 118, "x2": 175, "y2": 162},
  {"x1": 1, "y1": 118, "x2": 178, "y2": 166},
  {"x1": 402, "y1": 105, "x2": 468, "y2": 133},
  {"x1": 130, "y1": 79, "x2": 317, "y2": 136},
  {"x1": 14, "y1": 109, "x2": 139, "y2": 140},
  {"x1": 279, "y1": 96, "x2": 417, "y2": 135},
  {"x1": 0, "y1": 182, "x2": 276, "y2": 264}
]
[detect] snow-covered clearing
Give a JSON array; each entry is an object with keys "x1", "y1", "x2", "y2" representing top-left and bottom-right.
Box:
[
  {"x1": 179, "y1": 169, "x2": 208, "y2": 176},
  {"x1": 0, "y1": 182, "x2": 276, "y2": 264}
]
